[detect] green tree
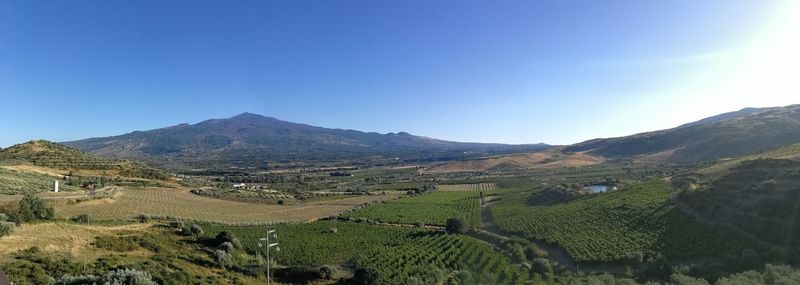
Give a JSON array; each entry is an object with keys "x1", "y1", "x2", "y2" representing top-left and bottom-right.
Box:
[
  {"x1": 353, "y1": 267, "x2": 381, "y2": 285},
  {"x1": 17, "y1": 194, "x2": 54, "y2": 222},
  {"x1": 445, "y1": 217, "x2": 466, "y2": 234}
]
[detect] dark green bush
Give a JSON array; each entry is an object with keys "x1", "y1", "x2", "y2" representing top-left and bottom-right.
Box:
[
  {"x1": 17, "y1": 194, "x2": 54, "y2": 222},
  {"x1": 353, "y1": 267, "x2": 381, "y2": 285},
  {"x1": 445, "y1": 217, "x2": 466, "y2": 234},
  {"x1": 215, "y1": 231, "x2": 242, "y2": 248}
]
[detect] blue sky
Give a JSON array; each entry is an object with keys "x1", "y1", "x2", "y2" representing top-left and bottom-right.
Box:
[{"x1": 1, "y1": 0, "x2": 798, "y2": 147}]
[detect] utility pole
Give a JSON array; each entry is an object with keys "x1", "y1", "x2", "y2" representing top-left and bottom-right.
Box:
[
  {"x1": 84, "y1": 212, "x2": 89, "y2": 274},
  {"x1": 259, "y1": 230, "x2": 279, "y2": 285}
]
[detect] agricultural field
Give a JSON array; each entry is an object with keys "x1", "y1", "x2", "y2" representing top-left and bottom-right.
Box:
[
  {"x1": 438, "y1": 183, "x2": 498, "y2": 192},
  {"x1": 424, "y1": 148, "x2": 605, "y2": 173},
  {"x1": 202, "y1": 221, "x2": 538, "y2": 285},
  {"x1": 489, "y1": 179, "x2": 769, "y2": 262},
  {"x1": 0, "y1": 167, "x2": 81, "y2": 194},
  {"x1": 54, "y1": 187, "x2": 401, "y2": 224},
  {"x1": 342, "y1": 190, "x2": 486, "y2": 227}
]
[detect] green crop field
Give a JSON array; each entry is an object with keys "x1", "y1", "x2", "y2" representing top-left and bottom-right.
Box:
[
  {"x1": 202, "y1": 222, "x2": 536, "y2": 284},
  {"x1": 342, "y1": 190, "x2": 485, "y2": 226},
  {"x1": 490, "y1": 179, "x2": 768, "y2": 262},
  {"x1": 438, "y1": 183, "x2": 499, "y2": 192}
]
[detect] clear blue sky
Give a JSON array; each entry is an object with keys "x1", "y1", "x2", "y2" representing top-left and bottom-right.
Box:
[{"x1": 1, "y1": 0, "x2": 798, "y2": 147}]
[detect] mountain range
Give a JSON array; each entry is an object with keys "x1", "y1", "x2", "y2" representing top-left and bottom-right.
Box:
[
  {"x1": 64, "y1": 113, "x2": 548, "y2": 171},
  {"x1": 61, "y1": 104, "x2": 800, "y2": 171}
]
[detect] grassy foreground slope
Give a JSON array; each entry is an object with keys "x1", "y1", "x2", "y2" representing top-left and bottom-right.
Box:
[{"x1": 490, "y1": 179, "x2": 767, "y2": 262}]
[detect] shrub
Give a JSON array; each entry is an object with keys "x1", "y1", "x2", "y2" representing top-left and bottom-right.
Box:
[
  {"x1": 353, "y1": 267, "x2": 381, "y2": 285},
  {"x1": 71, "y1": 213, "x2": 90, "y2": 223},
  {"x1": 189, "y1": 224, "x2": 204, "y2": 237},
  {"x1": 214, "y1": 250, "x2": 233, "y2": 268},
  {"x1": 215, "y1": 231, "x2": 242, "y2": 248},
  {"x1": 530, "y1": 258, "x2": 553, "y2": 275},
  {"x1": 169, "y1": 220, "x2": 184, "y2": 229},
  {"x1": 509, "y1": 243, "x2": 526, "y2": 262},
  {"x1": 136, "y1": 214, "x2": 151, "y2": 223},
  {"x1": 669, "y1": 274, "x2": 710, "y2": 285},
  {"x1": 0, "y1": 221, "x2": 16, "y2": 237},
  {"x1": 102, "y1": 268, "x2": 156, "y2": 285},
  {"x1": 219, "y1": 241, "x2": 235, "y2": 253},
  {"x1": 445, "y1": 217, "x2": 466, "y2": 234},
  {"x1": 525, "y1": 244, "x2": 549, "y2": 260},
  {"x1": 0, "y1": 213, "x2": 8, "y2": 222},
  {"x1": 319, "y1": 265, "x2": 334, "y2": 280},
  {"x1": 55, "y1": 274, "x2": 101, "y2": 285},
  {"x1": 17, "y1": 194, "x2": 55, "y2": 222}
]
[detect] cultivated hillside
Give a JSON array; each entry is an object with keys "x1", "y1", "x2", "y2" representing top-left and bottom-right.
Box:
[
  {"x1": 64, "y1": 113, "x2": 548, "y2": 170},
  {"x1": 0, "y1": 140, "x2": 168, "y2": 181},
  {"x1": 425, "y1": 148, "x2": 604, "y2": 173},
  {"x1": 676, "y1": 158, "x2": 800, "y2": 258},
  {"x1": 564, "y1": 104, "x2": 800, "y2": 163}
]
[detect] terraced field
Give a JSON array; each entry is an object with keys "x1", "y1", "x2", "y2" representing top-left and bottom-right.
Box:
[
  {"x1": 55, "y1": 187, "x2": 400, "y2": 224},
  {"x1": 438, "y1": 183, "x2": 498, "y2": 191}
]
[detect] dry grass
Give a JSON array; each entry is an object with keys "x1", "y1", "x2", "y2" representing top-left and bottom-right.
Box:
[
  {"x1": 0, "y1": 222, "x2": 151, "y2": 259},
  {"x1": 55, "y1": 187, "x2": 402, "y2": 224},
  {"x1": 425, "y1": 148, "x2": 604, "y2": 173}
]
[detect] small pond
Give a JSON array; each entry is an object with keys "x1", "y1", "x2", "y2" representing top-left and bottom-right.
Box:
[{"x1": 583, "y1": 184, "x2": 618, "y2": 193}]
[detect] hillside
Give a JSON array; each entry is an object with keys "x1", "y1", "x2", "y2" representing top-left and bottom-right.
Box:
[
  {"x1": 64, "y1": 113, "x2": 548, "y2": 170},
  {"x1": 425, "y1": 148, "x2": 604, "y2": 173},
  {"x1": 676, "y1": 158, "x2": 800, "y2": 259},
  {"x1": 695, "y1": 143, "x2": 800, "y2": 176},
  {"x1": 564, "y1": 104, "x2": 800, "y2": 163},
  {"x1": 0, "y1": 140, "x2": 169, "y2": 182}
]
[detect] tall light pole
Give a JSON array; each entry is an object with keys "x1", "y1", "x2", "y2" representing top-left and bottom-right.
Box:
[{"x1": 259, "y1": 230, "x2": 279, "y2": 285}]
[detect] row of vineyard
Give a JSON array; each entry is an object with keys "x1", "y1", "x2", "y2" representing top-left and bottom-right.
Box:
[
  {"x1": 342, "y1": 190, "x2": 484, "y2": 226},
  {"x1": 489, "y1": 179, "x2": 770, "y2": 262},
  {"x1": 55, "y1": 187, "x2": 394, "y2": 223},
  {"x1": 201, "y1": 222, "x2": 548, "y2": 284},
  {"x1": 0, "y1": 167, "x2": 80, "y2": 194},
  {"x1": 438, "y1": 183, "x2": 499, "y2": 192}
]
